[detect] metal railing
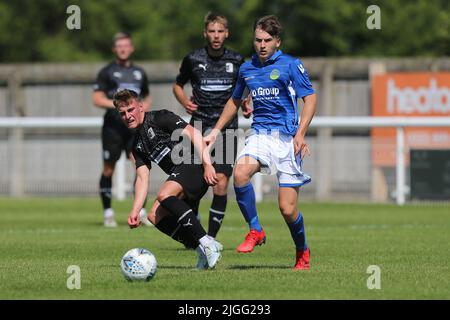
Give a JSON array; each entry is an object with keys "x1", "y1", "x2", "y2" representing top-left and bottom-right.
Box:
[{"x1": 1, "y1": 116, "x2": 449, "y2": 204}]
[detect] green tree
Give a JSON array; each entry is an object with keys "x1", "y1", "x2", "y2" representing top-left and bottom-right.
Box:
[{"x1": 0, "y1": 0, "x2": 448, "y2": 62}]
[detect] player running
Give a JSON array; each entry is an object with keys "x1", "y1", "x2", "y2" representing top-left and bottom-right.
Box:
[
  {"x1": 204, "y1": 15, "x2": 317, "y2": 270},
  {"x1": 113, "y1": 89, "x2": 221, "y2": 270}
]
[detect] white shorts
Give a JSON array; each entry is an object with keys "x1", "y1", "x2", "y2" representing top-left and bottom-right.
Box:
[{"x1": 237, "y1": 132, "x2": 311, "y2": 187}]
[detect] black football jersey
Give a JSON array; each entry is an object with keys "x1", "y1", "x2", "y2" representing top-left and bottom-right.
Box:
[
  {"x1": 175, "y1": 47, "x2": 245, "y2": 131},
  {"x1": 133, "y1": 110, "x2": 194, "y2": 175},
  {"x1": 93, "y1": 61, "x2": 150, "y2": 123}
]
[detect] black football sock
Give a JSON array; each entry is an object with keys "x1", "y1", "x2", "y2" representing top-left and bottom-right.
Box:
[
  {"x1": 99, "y1": 175, "x2": 112, "y2": 210},
  {"x1": 191, "y1": 200, "x2": 201, "y2": 222},
  {"x1": 155, "y1": 214, "x2": 198, "y2": 249},
  {"x1": 208, "y1": 194, "x2": 227, "y2": 238},
  {"x1": 160, "y1": 196, "x2": 207, "y2": 241}
]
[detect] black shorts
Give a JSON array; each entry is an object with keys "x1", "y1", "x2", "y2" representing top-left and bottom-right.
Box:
[
  {"x1": 166, "y1": 164, "x2": 209, "y2": 202},
  {"x1": 102, "y1": 116, "x2": 134, "y2": 163},
  {"x1": 210, "y1": 131, "x2": 238, "y2": 177}
]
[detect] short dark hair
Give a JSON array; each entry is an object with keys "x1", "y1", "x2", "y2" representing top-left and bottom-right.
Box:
[
  {"x1": 204, "y1": 12, "x2": 228, "y2": 29},
  {"x1": 254, "y1": 15, "x2": 283, "y2": 39},
  {"x1": 113, "y1": 89, "x2": 139, "y2": 109},
  {"x1": 112, "y1": 32, "x2": 132, "y2": 46}
]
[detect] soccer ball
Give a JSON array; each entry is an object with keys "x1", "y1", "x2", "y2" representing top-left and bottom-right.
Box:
[{"x1": 120, "y1": 248, "x2": 157, "y2": 281}]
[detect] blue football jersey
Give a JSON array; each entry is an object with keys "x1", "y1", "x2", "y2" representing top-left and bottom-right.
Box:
[{"x1": 232, "y1": 50, "x2": 315, "y2": 136}]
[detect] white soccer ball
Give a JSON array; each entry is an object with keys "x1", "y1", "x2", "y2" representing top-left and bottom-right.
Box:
[{"x1": 120, "y1": 248, "x2": 157, "y2": 281}]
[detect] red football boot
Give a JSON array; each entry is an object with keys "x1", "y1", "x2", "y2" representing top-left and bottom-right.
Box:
[
  {"x1": 236, "y1": 229, "x2": 266, "y2": 253},
  {"x1": 294, "y1": 248, "x2": 310, "y2": 270}
]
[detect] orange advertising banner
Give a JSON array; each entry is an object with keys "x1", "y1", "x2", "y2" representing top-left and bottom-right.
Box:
[{"x1": 371, "y1": 73, "x2": 450, "y2": 166}]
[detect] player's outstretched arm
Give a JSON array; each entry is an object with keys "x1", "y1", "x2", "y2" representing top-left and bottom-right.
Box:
[
  {"x1": 182, "y1": 125, "x2": 218, "y2": 186},
  {"x1": 128, "y1": 163, "x2": 150, "y2": 228}
]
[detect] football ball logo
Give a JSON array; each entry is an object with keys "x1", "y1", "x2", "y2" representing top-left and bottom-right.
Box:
[{"x1": 120, "y1": 248, "x2": 157, "y2": 281}]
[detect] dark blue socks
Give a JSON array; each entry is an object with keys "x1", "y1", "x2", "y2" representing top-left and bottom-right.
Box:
[
  {"x1": 234, "y1": 183, "x2": 262, "y2": 231},
  {"x1": 287, "y1": 211, "x2": 308, "y2": 251}
]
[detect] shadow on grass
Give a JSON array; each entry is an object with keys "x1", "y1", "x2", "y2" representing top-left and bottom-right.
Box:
[
  {"x1": 171, "y1": 248, "x2": 235, "y2": 253},
  {"x1": 228, "y1": 265, "x2": 291, "y2": 270},
  {"x1": 151, "y1": 264, "x2": 292, "y2": 270},
  {"x1": 158, "y1": 265, "x2": 199, "y2": 270}
]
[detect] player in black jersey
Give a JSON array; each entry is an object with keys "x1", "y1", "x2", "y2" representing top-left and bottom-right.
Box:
[
  {"x1": 92, "y1": 32, "x2": 152, "y2": 227},
  {"x1": 173, "y1": 13, "x2": 246, "y2": 245},
  {"x1": 113, "y1": 89, "x2": 222, "y2": 270}
]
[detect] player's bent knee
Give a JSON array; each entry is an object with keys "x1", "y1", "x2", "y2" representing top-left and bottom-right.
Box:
[
  {"x1": 213, "y1": 174, "x2": 229, "y2": 194},
  {"x1": 233, "y1": 166, "x2": 251, "y2": 186},
  {"x1": 156, "y1": 191, "x2": 173, "y2": 203},
  {"x1": 102, "y1": 167, "x2": 114, "y2": 177},
  {"x1": 213, "y1": 185, "x2": 228, "y2": 195},
  {"x1": 102, "y1": 161, "x2": 116, "y2": 174},
  {"x1": 279, "y1": 203, "x2": 297, "y2": 220}
]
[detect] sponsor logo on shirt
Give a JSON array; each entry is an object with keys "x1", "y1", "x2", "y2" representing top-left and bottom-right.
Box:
[
  {"x1": 147, "y1": 128, "x2": 155, "y2": 139},
  {"x1": 153, "y1": 147, "x2": 171, "y2": 164},
  {"x1": 226, "y1": 62, "x2": 234, "y2": 73},
  {"x1": 133, "y1": 70, "x2": 142, "y2": 80},
  {"x1": 113, "y1": 71, "x2": 122, "y2": 78},
  {"x1": 251, "y1": 87, "x2": 280, "y2": 96},
  {"x1": 198, "y1": 64, "x2": 207, "y2": 71},
  {"x1": 270, "y1": 69, "x2": 280, "y2": 80},
  {"x1": 251, "y1": 87, "x2": 280, "y2": 101},
  {"x1": 200, "y1": 78, "x2": 233, "y2": 91}
]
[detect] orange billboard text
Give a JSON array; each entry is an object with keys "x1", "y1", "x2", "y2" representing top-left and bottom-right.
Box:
[{"x1": 371, "y1": 73, "x2": 450, "y2": 166}]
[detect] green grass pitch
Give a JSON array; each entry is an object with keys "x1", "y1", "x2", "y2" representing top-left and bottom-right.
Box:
[{"x1": 0, "y1": 197, "x2": 449, "y2": 299}]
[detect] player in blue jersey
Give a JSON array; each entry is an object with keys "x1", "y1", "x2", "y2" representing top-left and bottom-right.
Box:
[{"x1": 204, "y1": 15, "x2": 317, "y2": 270}]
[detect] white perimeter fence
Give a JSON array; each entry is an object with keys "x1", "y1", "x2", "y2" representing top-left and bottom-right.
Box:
[{"x1": 1, "y1": 116, "x2": 450, "y2": 205}]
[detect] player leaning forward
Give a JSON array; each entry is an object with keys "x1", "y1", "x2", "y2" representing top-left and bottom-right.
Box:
[
  {"x1": 205, "y1": 15, "x2": 317, "y2": 270},
  {"x1": 113, "y1": 89, "x2": 221, "y2": 269}
]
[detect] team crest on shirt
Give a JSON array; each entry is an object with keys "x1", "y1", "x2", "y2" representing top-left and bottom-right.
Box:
[
  {"x1": 147, "y1": 128, "x2": 155, "y2": 139},
  {"x1": 225, "y1": 62, "x2": 234, "y2": 73},
  {"x1": 270, "y1": 69, "x2": 280, "y2": 80},
  {"x1": 133, "y1": 70, "x2": 142, "y2": 80}
]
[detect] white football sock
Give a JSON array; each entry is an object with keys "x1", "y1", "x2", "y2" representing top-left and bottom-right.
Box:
[{"x1": 104, "y1": 208, "x2": 114, "y2": 218}]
